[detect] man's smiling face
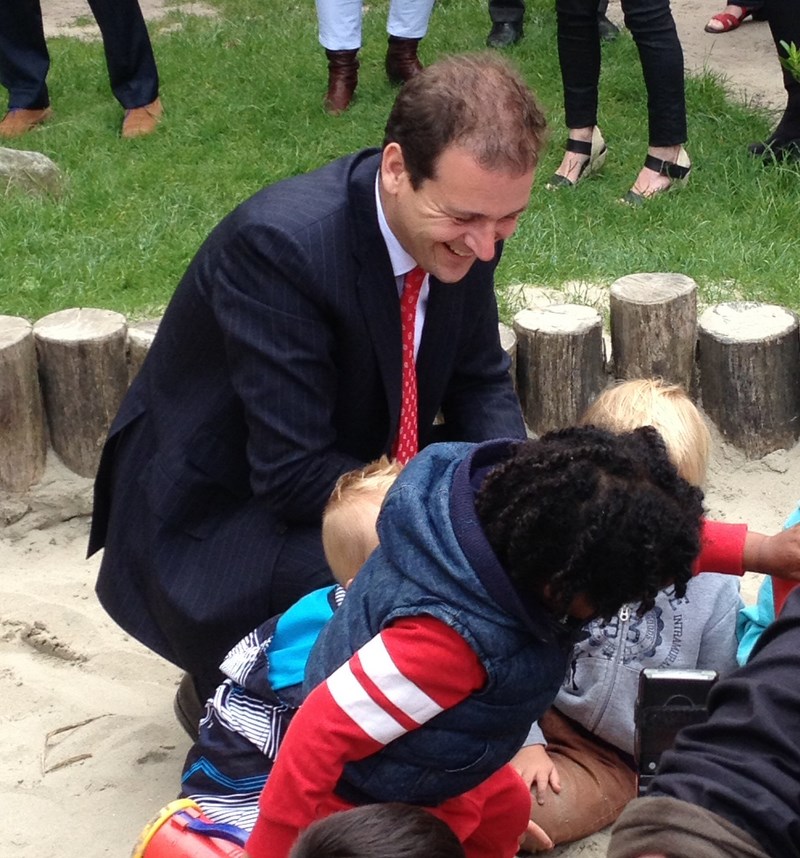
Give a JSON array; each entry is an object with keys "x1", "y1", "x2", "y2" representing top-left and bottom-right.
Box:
[{"x1": 379, "y1": 142, "x2": 535, "y2": 283}]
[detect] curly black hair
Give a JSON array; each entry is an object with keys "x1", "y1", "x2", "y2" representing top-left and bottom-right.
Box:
[{"x1": 474, "y1": 425, "x2": 704, "y2": 620}]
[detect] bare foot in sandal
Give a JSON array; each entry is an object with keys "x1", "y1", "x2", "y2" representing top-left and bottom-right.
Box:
[{"x1": 705, "y1": 5, "x2": 753, "y2": 33}]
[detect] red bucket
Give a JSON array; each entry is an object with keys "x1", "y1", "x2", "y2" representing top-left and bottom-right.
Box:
[{"x1": 131, "y1": 799, "x2": 248, "y2": 858}]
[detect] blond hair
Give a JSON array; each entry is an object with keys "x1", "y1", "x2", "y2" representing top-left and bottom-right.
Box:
[
  {"x1": 580, "y1": 379, "x2": 710, "y2": 486},
  {"x1": 322, "y1": 457, "x2": 404, "y2": 585}
]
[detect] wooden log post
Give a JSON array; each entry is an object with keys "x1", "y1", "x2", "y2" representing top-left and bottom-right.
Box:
[
  {"x1": 698, "y1": 302, "x2": 800, "y2": 458},
  {"x1": 33, "y1": 308, "x2": 129, "y2": 478},
  {"x1": 127, "y1": 318, "x2": 160, "y2": 383},
  {"x1": 499, "y1": 322, "x2": 517, "y2": 390},
  {"x1": 513, "y1": 304, "x2": 606, "y2": 435},
  {"x1": 0, "y1": 315, "x2": 47, "y2": 491},
  {"x1": 610, "y1": 273, "x2": 697, "y2": 390}
]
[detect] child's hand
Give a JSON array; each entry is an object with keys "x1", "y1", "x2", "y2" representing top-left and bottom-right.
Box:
[
  {"x1": 745, "y1": 525, "x2": 800, "y2": 579},
  {"x1": 509, "y1": 744, "x2": 561, "y2": 802},
  {"x1": 522, "y1": 818, "x2": 555, "y2": 852}
]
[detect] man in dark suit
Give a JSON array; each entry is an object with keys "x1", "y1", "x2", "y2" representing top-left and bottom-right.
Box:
[
  {"x1": 89, "y1": 53, "x2": 545, "y2": 712},
  {"x1": 0, "y1": 0, "x2": 161, "y2": 139}
]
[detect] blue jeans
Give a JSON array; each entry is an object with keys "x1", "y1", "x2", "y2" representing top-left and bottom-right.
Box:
[{"x1": 556, "y1": 0, "x2": 686, "y2": 146}]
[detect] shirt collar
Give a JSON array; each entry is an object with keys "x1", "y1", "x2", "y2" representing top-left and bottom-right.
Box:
[{"x1": 375, "y1": 170, "x2": 417, "y2": 279}]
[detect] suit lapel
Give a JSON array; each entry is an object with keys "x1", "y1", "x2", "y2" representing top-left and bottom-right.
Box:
[{"x1": 349, "y1": 153, "x2": 403, "y2": 438}]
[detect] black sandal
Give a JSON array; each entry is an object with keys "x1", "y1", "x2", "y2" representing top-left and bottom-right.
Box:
[
  {"x1": 546, "y1": 127, "x2": 607, "y2": 189},
  {"x1": 622, "y1": 147, "x2": 691, "y2": 205}
]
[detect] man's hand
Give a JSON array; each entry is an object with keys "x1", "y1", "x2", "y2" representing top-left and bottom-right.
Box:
[
  {"x1": 510, "y1": 744, "x2": 561, "y2": 803},
  {"x1": 744, "y1": 524, "x2": 800, "y2": 580}
]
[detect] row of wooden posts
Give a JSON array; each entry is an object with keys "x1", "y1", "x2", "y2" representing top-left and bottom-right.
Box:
[{"x1": 2, "y1": 273, "x2": 799, "y2": 493}]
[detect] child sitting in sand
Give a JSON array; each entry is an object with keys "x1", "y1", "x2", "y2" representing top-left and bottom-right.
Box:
[
  {"x1": 513, "y1": 379, "x2": 742, "y2": 852},
  {"x1": 244, "y1": 428, "x2": 706, "y2": 858},
  {"x1": 180, "y1": 458, "x2": 402, "y2": 831}
]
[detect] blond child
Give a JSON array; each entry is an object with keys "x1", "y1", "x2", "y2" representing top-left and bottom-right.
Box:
[
  {"x1": 514, "y1": 380, "x2": 742, "y2": 851},
  {"x1": 179, "y1": 458, "x2": 402, "y2": 831}
]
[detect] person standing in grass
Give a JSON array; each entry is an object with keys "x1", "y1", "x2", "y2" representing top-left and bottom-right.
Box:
[
  {"x1": 0, "y1": 0, "x2": 162, "y2": 139},
  {"x1": 748, "y1": 0, "x2": 800, "y2": 162},
  {"x1": 318, "y1": 0, "x2": 435, "y2": 115}
]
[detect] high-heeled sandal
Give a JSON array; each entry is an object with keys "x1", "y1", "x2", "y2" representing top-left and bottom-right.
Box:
[
  {"x1": 621, "y1": 147, "x2": 691, "y2": 206},
  {"x1": 546, "y1": 127, "x2": 607, "y2": 189}
]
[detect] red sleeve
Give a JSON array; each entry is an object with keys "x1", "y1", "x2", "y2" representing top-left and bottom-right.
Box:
[
  {"x1": 694, "y1": 519, "x2": 748, "y2": 576},
  {"x1": 245, "y1": 615, "x2": 486, "y2": 858}
]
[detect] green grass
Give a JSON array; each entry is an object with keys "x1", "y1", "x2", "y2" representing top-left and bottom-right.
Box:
[{"x1": 1, "y1": 0, "x2": 798, "y2": 324}]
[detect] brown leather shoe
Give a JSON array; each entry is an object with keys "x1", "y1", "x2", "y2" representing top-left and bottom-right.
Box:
[
  {"x1": 121, "y1": 97, "x2": 163, "y2": 139},
  {"x1": 385, "y1": 36, "x2": 422, "y2": 85},
  {"x1": 324, "y1": 49, "x2": 359, "y2": 115},
  {"x1": 0, "y1": 107, "x2": 52, "y2": 138}
]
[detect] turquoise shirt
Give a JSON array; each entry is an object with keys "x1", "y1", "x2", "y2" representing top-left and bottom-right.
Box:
[{"x1": 267, "y1": 585, "x2": 337, "y2": 691}]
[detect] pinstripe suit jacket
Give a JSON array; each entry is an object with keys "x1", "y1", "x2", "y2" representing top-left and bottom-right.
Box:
[{"x1": 90, "y1": 149, "x2": 526, "y2": 685}]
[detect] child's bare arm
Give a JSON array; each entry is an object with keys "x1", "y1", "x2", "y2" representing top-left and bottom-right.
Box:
[{"x1": 744, "y1": 524, "x2": 800, "y2": 580}]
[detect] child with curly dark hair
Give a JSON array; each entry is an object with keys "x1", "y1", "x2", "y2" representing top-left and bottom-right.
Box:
[
  {"x1": 512, "y1": 380, "x2": 742, "y2": 852},
  {"x1": 244, "y1": 428, "x2": 705, "y2": 858}
]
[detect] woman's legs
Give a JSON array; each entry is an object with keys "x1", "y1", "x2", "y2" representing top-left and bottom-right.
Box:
[
  {"x1": 622, "y1": 0, "x2": 688, "y2": 195},
  {"x1": 552, "y1": 0, "x2": 602, "y2": 183}
]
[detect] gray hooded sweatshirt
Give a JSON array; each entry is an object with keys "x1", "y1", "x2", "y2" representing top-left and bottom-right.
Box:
[{"x1": 525, "y1": 573, "x2": 742, "y2": 756}]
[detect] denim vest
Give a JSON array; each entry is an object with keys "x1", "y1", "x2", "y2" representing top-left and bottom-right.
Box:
[{"x1": 305, "y1": 441, "x2": 571, "y2": 806}]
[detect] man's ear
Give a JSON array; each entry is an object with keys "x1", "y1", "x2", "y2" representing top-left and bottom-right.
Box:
[{"x1": 380, "y1": 142, "x2": 407, "y2": 196}]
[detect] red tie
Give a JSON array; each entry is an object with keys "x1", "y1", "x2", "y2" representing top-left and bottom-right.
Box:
[{"x1": 393, "y1": 266, "x2": 425, "y2": 464}]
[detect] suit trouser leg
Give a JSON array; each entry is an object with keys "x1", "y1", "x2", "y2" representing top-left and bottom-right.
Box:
[
  {"x1": 0, "y1": 0, "x2": 50, "y2": 109},
  {"x1": 86, "y1": 0, "x2": 159, "y2": 108},
  {"x1": 488, "y1": 0, "x2": 526, "y2": 25},
  {"x1": 529, "y1": 708, "x2": 636, "y2": 846}
]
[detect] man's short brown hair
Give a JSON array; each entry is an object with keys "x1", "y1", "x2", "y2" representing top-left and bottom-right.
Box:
[{"x1": 383, "y1": 52, "x2": 548, "y2": 189}]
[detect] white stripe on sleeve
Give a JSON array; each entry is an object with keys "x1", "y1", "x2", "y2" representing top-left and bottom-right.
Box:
[
  {"x1": 327, "y1": 661, "x2": 407, "y2": 745},
  {"x1": 358, "y1": 635, "x2": 445, "y2": 724}
]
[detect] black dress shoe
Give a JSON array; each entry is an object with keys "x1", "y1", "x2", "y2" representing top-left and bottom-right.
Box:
[
  {"x1": 748, "y1": 135, "x2": 800, "y2": 162},
  {"x1": 597, "y1": 13, "x2": 620, "y2": 41},
  {"x1": 486, "y1": 21, "x2": 523, "y2": 48},
  {"x1": 174, "y1": 673, "x2": 204, "y2": 740}
]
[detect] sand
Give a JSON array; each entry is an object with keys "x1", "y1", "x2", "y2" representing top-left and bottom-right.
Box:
[{"x1": 2, "y1": 2, "x2": 794, "y2": 856}]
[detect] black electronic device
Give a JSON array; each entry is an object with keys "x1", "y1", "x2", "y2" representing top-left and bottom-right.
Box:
[{"x1": 634, "y1": 667, "x2": 718, "y2": 796}]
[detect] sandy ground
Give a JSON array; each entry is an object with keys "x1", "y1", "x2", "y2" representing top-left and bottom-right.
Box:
[{"x1": 2, "y1": 3, "x2": 792, "y2": 858}]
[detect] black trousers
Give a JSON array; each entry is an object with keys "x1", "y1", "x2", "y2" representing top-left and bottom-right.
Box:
[
  {"x1": 488, "y1": 0, "x2": 526, "y2": 24},
  {"x1": 488, "y1": 0, "x2": 610, "y2": 25},
  {"x1": 0, "y1": 0, "x2": 158, "y2": 110},
  {"x1": 764, "y1": 0, "x2": 800, "y2": 137},
  {"x1": 556, "y1": 0, "x2": 686, "y2": 146}
]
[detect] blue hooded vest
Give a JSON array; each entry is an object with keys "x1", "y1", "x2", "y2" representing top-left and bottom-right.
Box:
[{"x1": 304, "y1": 440, "x2": 574, "y2": 806}]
